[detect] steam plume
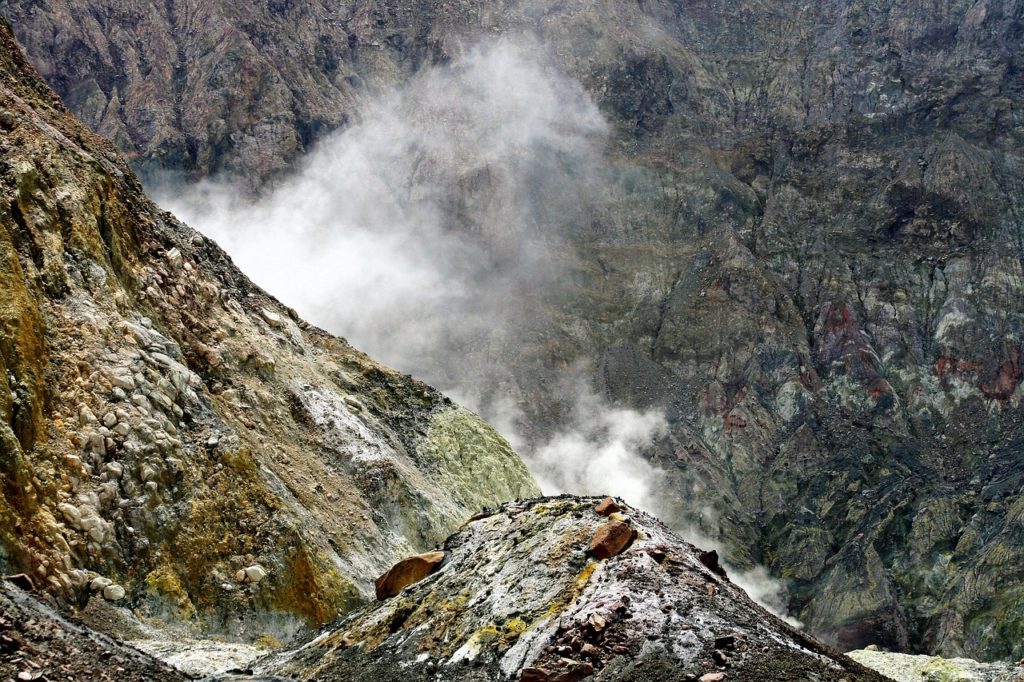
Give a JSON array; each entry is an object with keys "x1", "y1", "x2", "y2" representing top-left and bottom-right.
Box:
[{"x1": 152, "y1": 37, "x2": 797, "y2": 624}]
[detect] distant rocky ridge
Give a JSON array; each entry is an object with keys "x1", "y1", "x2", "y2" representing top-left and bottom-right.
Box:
[
  {"x1": 0, "y1": 13, "x2": 536, "y2": 647},
  {"x1": 4, "y1": 0, "x2": 1024, "y2": 663}
]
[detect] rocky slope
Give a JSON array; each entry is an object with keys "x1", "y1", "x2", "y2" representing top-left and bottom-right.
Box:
[
  {"x1": 0, "y1": 580, "x2": 188, "y2": 682},
  {"x1": 4, "y1": 0, "x2": 1024, "y2": 662},
  {"x1": 259, "y1": 496, "x2": 887, "y2": 682},
  {"x1": 0, "y1": 12, "x2": 536, "y2": 651}
]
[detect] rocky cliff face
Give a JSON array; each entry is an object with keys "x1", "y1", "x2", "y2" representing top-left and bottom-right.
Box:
[
  {"x1": 260, "y1": 496, "x2": 887, "y2": 682},
  {"x1": 0, "y1": 13, "x2": 536, "y2": 647},
  {"x1": 4, "y1": 0, "x2": 1024, "y2": 662}
]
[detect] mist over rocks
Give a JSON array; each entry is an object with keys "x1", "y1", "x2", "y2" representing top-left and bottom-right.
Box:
[
  {"x1": 5, "y1": 0, "x2": 1024, "y2": 665},
  {"x1": 0, "y1": 14, "x2": 536, "y2": 654}
]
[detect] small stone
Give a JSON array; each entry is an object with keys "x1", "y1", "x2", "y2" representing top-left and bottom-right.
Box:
[
  {"x1": 242, "y1": 564, "x2": 267, "y2": 584},
  {"x1": 87, "y1": 524, "x2": 106, "y2": 543},
  {"x1": 87, "y1": 432, "x2": 106, "y2": 455},
  {"x1": 4, "y1": 574, "x2": 35, "y2": 591},
  {"x1": 110, "y1": 373, "x2": 135, "y2": 391},
  {"x1": 79, "y1": 405, "x2": 97, "y2": 425},
  {"x1": 594, "y1": 497, "x2": 621, "y2": 516},
  {"x1": 261, "y1": 309, "x2": 284, "y2": 328},
  {"x1": 521, "y1": 668, "x2": 549, "y2": 682},
  {"x1": 102, "y1": 584, "x2": 125, "y2": 600},
  {"x1": 90, "y1": 576, "x2": 112, "y2": 591},
  {"x1": 700, "y1": 674, "x2": 726, "y2": 682},
  {"x1": 698, "y1": 549, "x2": 728, "y2": 578},
  {"x1": 58, "y1": 503, "x2": 81, "y2": 528},
  {"x1": 102, "y1": 412, "x2": 117, "y2": 428},
  {"x1": 375, "y1": 551, "x2": 445, "y2": 600},
  {"x1": 714, "y1": 634, "x2": 736, "y2": 650},
  {"x1": 166, "y1": 247, "x2": 183, "y2": 269},
  {"x1": 647, "y1": 547, "x2": 667, "y2": 562},
  {"x1": 588, "y1": 520, "x2": 637, "y2": 559},
  {"x1": 549, "y1": 659, "x2": 594, "y2": 682}
]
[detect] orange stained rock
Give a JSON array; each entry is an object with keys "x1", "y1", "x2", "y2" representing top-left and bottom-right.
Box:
[
  {"x1": 588, "y1": 520, "x2": 636, "y2": 559},
  {"x1": 375, "y1": 551, "x2": 445, "y2": 600}
]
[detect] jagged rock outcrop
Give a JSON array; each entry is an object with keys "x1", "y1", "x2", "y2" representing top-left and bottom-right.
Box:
[
  {"x1": 258, "y1": 496, "x2": 887, "y2": 682},
  {"x1": 5, "y1": 0, "x2": 1024, "y2": 661},
  {"x1": 0, "y1": 14, "x2": 537, "y2": 646}
]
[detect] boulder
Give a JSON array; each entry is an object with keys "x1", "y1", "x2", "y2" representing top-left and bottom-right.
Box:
[
  {"x1": 588, "y1": 520, "x2": 636, "y2": 559},
  {"x1": 237, "y1": 564, "x2": 267, "y2": 584},
  {"x1": 102, "y1": 584, "x2": 126, "y2": 600},
  {"x1": 375, "y1": 551, "x2": 445, "y2": 600},
  {"x1": 594, "y1": 497, "x2": 620, "y2": 517},
  {"x1": 261, "y1": 309, "x2": 284, "y2": 328}
]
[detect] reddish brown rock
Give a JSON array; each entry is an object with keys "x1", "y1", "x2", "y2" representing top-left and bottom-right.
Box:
[
  {"x1": 520, "y1": 668, "x2": 549, "y2": 682},
  {"x1": 594, "y1": 497, "x2": 621, "y2": 516},
  {"x1": 549, "y1": 659, "x2": 595, "y2": 682},
  {"x1": 698, "y1": 549, "x2": 728, "y2": 578},
  {"x1": 588, "y1": 520, "x2": 636, "y2": 560},
  {"x1": 374, "y1": 551, "x2": 445, "y2": 600}
]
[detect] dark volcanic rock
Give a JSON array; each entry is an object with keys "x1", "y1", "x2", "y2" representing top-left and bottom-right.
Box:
[{"x1": 258, "y1": 496, "x2": 888, "y2": 682}]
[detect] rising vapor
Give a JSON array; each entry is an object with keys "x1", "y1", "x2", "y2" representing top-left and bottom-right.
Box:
[{"x1": 153, "y1": 37, "x2": 799, "y2": 623}]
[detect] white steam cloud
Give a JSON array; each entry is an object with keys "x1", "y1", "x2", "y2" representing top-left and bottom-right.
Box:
[
  {"x1": 156, "y1": 38, "x2": 604, "y2": 378},
  {"x1": 525, "y1": 388, "x2": 669, "y2": 509},
  {"x1": 153, "y1": 38, "x2": 798, "y2": 624}
]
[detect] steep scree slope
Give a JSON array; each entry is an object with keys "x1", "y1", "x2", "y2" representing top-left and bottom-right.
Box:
[
  {"x1": 5, "y1": 0, "x2": 1024, "y2": 660},
  {"x1": 0, "y1": 15, "x2": 537, "y2": 644}
]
